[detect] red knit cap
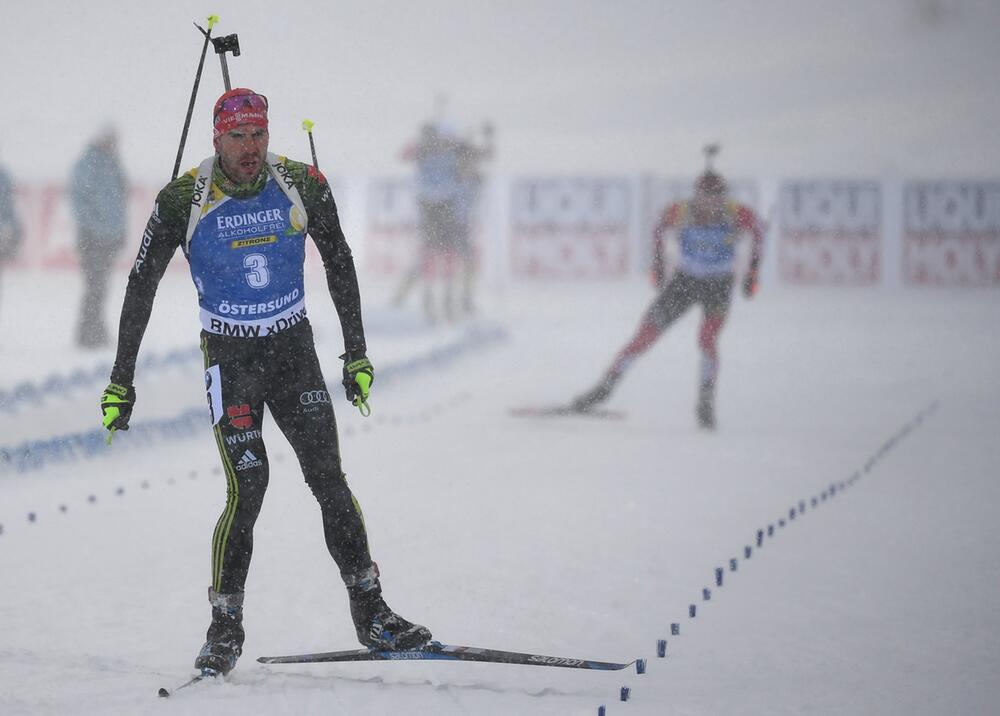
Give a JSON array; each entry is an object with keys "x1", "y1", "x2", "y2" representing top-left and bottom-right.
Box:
[{"x1": 213, "y1": 88, "x2": 268, "y2": 138}]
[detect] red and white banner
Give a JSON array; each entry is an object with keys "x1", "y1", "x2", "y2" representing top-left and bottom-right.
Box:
[
  {"x1": 510, "y1": 177, "x2": 631, "y2": 278},
  {"x1": 777, "y1": 180, "x2": 881, "y2": 285},
  {"x1": 8, "y1": 178, "x2": 345, "y2": 273},
  {"x1": 10, "y1": 175, "x2": 999, "y2": 290},
  {"x1": 903, "y1": 181, "x2": 1000, "y2": 286},
  {"x1": 11, "y1": 184, "x2": 158, "y2": 270},
  {"x1": 363, "y1": 177, "x2": 419, "y2": 276}
]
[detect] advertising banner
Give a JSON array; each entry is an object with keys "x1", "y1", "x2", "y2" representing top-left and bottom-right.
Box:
[
  {"x1": 11, "y1": 185, "x2": 158, "y2": 270},
  {"x1": 510, "y1": 177, "x2": 631, "y2": 278},
  {"x1": 903, "y1": 181, "x2": 1000, "y2": 286},
  {"x1": 777, "y1": 180, "x2": 881, "y2": 285},
  {"x1": 364, "y1": 177, "x2": 419, "y2": 277}
]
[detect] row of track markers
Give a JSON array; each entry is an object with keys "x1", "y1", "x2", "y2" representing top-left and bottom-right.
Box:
[
  {"x1": 594, "y1": 401, "x2": 938, "y2": 714},
  {"x1": 0, "y1": 394, "x2": 472, "y2": 537}
]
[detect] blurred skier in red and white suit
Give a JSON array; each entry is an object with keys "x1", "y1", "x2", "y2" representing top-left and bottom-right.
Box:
[{"x1": 571, "y1": 169, "x2": 764, "y2": 428}]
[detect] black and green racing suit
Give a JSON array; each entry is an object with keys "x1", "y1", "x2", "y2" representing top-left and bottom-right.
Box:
[{"x1": 109, "y1": 156, "x2": 375, "y2": 596}]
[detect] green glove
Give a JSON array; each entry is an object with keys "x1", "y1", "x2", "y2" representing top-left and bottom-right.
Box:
[
  {"x1": 100, "y1": 383, "x2": 136, "y2": 444},
  {"x1": 342, "y1": 354, "x2": 374, "y2": 417}
]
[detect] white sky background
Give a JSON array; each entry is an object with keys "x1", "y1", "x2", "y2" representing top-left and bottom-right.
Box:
[{"x1": 1, "y1": 0, "x2": 998, "y2": 183}]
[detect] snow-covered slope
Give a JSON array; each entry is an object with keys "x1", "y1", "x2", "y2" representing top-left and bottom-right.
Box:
[{"x1": 1, "y1": 268, "x2": 997, "y2": 715}]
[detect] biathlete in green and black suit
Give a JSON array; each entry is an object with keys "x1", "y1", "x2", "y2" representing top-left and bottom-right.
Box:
[{"x1": 99, "y1": 88, "x2": 431, "y2": 677}]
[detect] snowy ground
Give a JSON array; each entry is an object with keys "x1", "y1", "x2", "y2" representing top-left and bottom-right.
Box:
[{"x1": 1, "y1": 265, "x2": 998, "y2": 715}]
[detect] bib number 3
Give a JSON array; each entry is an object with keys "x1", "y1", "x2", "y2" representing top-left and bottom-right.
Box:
[{"x1": 244, "y1": 253, "x2": 270, "y2": 288}]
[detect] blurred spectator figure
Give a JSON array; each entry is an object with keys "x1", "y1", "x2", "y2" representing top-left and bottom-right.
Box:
[
  {"x1": 0, "y1": 155, "x2": 24, "y2": 314},
  {"x1": 69, "y1": 126, "x2": 128, "y2": 348},
  {"x1": 570, "y1": 146, "x2": 764, "y2": 429},
  {"x1": 395, "y1": 112, "x2": 493, "y2": 322}
]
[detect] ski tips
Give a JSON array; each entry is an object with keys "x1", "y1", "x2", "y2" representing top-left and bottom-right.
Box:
[{"x1": 157, "y1": 669, "x2": 219, "y2": 698}]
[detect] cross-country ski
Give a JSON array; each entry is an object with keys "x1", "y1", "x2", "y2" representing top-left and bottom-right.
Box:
[
  {"x1": 507, "y1": 406, "x2": 626, "y2": 420},
  {"x1": 257, "y1": 641, "x2": 636, "y2": 671},
  {"x1": 156, "y1": 670, "x2": 219, "y2": 698}
]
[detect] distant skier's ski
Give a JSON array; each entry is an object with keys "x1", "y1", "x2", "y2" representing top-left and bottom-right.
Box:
[
  {"x1": 508, "y1": 406, "x2": 626, "y2": 420},
  {"x1": 157, "y1": 669, "x2": 219, "y2": 698},
  {"x1": 258, "y1": 641, "x2": 633, "y2": 671}
]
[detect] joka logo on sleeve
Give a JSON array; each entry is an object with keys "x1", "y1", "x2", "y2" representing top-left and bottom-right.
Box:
[{"x1": 227, "y1": 404, "x2": 253, "y2": 430}]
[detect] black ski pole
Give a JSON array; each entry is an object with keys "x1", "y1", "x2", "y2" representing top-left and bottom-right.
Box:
[
  {"x1": 302, "y1": 119, "x2": 319, "y2": 169},
  {"x1": 211, "y1": 32, "x2": 241, "y2": 92},
  {"x1": 172, "y1": 15, "x2": 219, "y2": 180}
]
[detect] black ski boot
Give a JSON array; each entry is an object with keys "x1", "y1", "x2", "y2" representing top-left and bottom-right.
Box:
[
  {"x1": 194, "y1": 590, "x2": 245, "y2": 676},
  {"x1": 348, "y1": 579, "x2": 431, "y2": 651},
  {"x1": 570, "y1": 378, "x2": 615, "y2": 413},
  {"x1": 696, "y1": 384, "x2": 716, "y2": 430}
]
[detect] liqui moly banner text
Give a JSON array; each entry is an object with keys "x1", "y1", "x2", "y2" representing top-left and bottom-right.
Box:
[
  {"x1": 510, "y1": 177, "x2": 631, "y2": 278},
  {"x1": 364, "y1": 177, "x2": 419, "y2": 276},
  {"x1": 778, "y1": 180, "x2": 881, "y2": 285},
  {"x1": 903, "y1": 181, "x2": 1000, "y2": 286}
]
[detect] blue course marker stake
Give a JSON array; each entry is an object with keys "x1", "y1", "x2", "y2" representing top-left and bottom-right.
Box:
[
  {"x1": 657, "y1": 639, "x2": 667, "y2": 657},
  {"x1": 598, "y1": 706, "x2": 606, "y2": 716},
  {"x1": 744, "y1": 545, "x2": 752, "y2": 559},
  {"x1": 756, "y1": 529, "x2": 764, "y2": 546},
  {"x1": 636, "y1": 658, "x2": 646, "y2": 674},
  {"x1": 729, "y1": 558, "x2": 738, "y2": 571},
  {"x1": 671, "y1": 623, "x2": 680, "y2": 635},
  {"x1": 620, "y1": 686, "x2": 631, "y2": 701},
  {"x1": 703, "y1": 588, "x2": 711, "y2": 601},
  {"x1": 689, "y1": 604, "x2": 697, "y2": 618},
  {"x1": 28, "y1": 512, "x2": 36, "y2": 523},
  {"x1": 715, "y1": 567, "x2": 724, "y2": 586}
]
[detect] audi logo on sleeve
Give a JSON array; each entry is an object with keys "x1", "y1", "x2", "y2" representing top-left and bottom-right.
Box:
[{"x1": 299, "y1": 390, "x2": 331, "y2": 405}]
